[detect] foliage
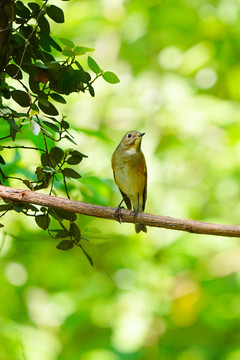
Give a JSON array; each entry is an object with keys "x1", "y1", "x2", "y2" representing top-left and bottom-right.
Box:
[
  {"x1": 0, "y1": 0, "x2": 119, "y2": 263},
  {"x1": 1, "y1": 0, "x2": 240, "y2": 360}
]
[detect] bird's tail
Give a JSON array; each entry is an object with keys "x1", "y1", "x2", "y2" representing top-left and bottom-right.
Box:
[{"x1": 135, "y1": 223, "x2": 147, "y2": 233}]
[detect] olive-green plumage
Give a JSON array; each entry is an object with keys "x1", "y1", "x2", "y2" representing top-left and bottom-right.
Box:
[{"x1": 112, "y1": 130, "x2": 147, "y2": 233}]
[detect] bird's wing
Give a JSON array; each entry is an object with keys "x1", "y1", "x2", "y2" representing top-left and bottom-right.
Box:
[
  {"x1": 119, "y1": 188, "x2": 132, "y2": 210},
  {"x1": 142, "y1": 163, "x2": 147, "y2": 211}
]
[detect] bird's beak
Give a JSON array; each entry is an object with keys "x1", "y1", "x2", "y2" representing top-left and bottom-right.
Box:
[{"x1": 139, "y1": 132, "x2": 145, "y2": 137}]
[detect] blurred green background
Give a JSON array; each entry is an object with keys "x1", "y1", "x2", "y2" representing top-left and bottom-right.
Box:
[{"x1": 2, "y1": 0, "x2": 240, "y2": 359}]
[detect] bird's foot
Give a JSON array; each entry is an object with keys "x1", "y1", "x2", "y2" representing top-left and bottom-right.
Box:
[
  {"x1": 114, "y1": 201, "x2": 125, "y2": 224},
  {"x1": 130, "y1": 208, "x2": 139, "y2": 217}
]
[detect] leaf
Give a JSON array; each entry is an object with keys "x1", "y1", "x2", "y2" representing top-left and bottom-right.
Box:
[
  {"x1": 10, "y1": 127, "x2": 17, "y2": 141},
  {"x1": 56, "y1": 240, "x2": 73, "y2": 250},
  {"x1": 40, "y1": 153, "x2": 49, "y2": 167},
  {"x1": 11, "y1": 90, "x2": 31, "y2": 107},
  {"x1": 38, "y1": 101, "x2": 59, "y2": 116},
  {"x1": 53, "y1": 208, "x2": 77, "y2": 221},
  {"x1": 28, "y1": 2, "x2": 40, "y2": 13},
  {"x1": 38, "y1": 15, "x2": 50, "y2": 36},
  {"x1": 13, "y1": 204, "x2": 25, "y2": 212},
  {"x1": 42, "y1": 120, "x2": 59, "y2": 132},
  {"x1": 50, "y1": 93, "x2": 66, "y2": 104},
  {"x1": 88, "y1": 56, "x2": 101, "y2": 74},
  {"x1": 35, "y1": 166, "x2": 44, "y2": 181},
  {"x1": 7, "y1": 118, "x2": 20, "y2": 132},
  {"x1": 0, "y1": 155, "x2": 5, "y2": 165},
  {"x1": 59, "y1": 38, "x2": 74, "y2": 48},
  {"x1": 75, "y1": 46, "x2": 94, "y2": 55},
  {"x1": 67, "y1": 155, "x2": 83, "y2": 165},
  {"x1": 62, "y1": 48, "x2": 75, "y2": 57},
  {"x1": 70, "y1": 222, "x2": 81, "y2": 242},
  {"x1": 49, "y1": 146, "x2": 64, "y2": 164},
  {"x1": 22, "y1": 180, "x2": 34, "y2": 190},
  {"x1": 61, "y1": 120, "x2": 69, "y2": 129},
  {"x1": 15, "y1": 1, "x2": 31, "y2": 19},
  {"x1": 46, "y1": 5, "x2": 64, "y2": 23},
  {"x1": 88, "y1": 85, "x2": 95, "y2": 97},
  {"x1": 30, "y1": 119, "x2": 41, "y2": 135},
  {"x1": 6, "y1": 64, "x2": 22, "y2": 79},
  {"x1": 42, "y1": 166, "x2": 55, "y2": 173},
  {"x1": 0, "y1": 204, "x2": 12, "y2": 212},
  {"x1": 35, "y1": 214, "x2": 50, "y2": 230},
  {"x1": 80, "y1": 245, "x2": 93, "y2": 267},
  {"x1": 65, "y1": 134, "x2": 77, "y2": 145},
  {"x1": 69, "y1": 150, "x2": 88, "y2": 158},
  {"x1": 55, "y1": 230, "x2": 69, "y2": 238},
  {"x1": 62, "y1": 168, "x2": 81, "y2": 179},
  {"x1": 102, "y1": 71, "x2": 120, "y2": 84}
]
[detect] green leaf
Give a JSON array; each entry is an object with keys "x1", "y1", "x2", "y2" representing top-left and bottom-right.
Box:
[
  {"x1": 61, "y1": 120, "x2": 69, "y2": 129},
  {"x1": 35, "y1": 214, "x2": 50, "y2": 230},
  {"x1": 0, "y1": 204, "x2": 12, "y2": 212},
  {"x1": 88, "y1": 85, "x2": 95, "y2": 97},
  {"x1": 67, "y1": 155, "x2": 83, "y2": 165},
  {"x1": 88, "y1": 56, "x2": 101, "y2": 74},
  {"x1": 6, "y1": 64, "x2": 22, "y2": 79},
  {"x1": 28, "y1": 2, "x2": 40, "y2": 13},
  {"x1": 62, "y1": 48, "x2": 75, "y2": 57},
  {"x1": 42, "y1": 120, "x2": 59, "y2": 132},
  {"x1": 15, "y1": 1, "x2": 31, "y2": 19},
  {"x1": 13, "y1": 204, "x2": 25, "y2": 212},
  {"x1": 59, "y1": 38, "x2": 74, "y2": 48},
  {"x1": 46, "y1": 5, "x2": 64, "y2": 23},
  {"x1": 53, "y1": 208, "x2": 77, "y2": 221},
  {"x1": 50, "y1": 93, "x2": 66, "y2": 104},
  {"x1": 42, "y1": 166, "x2": 55, "y2": 173},
  {"x1": 80, "y1": 245, "x2": 93, "y2": 267},
  {"x1": 22, "y1": 180, "x2": 34, "y2": 190},
  {"x1": 35, "y1": 167, "x2": 44, "y2": 181},
  {"x1": 0, "y1": 155, "x2": 5, "y2": 165},
  {"x1": 10, "y1": 127, "x2": 17, "y2": 141},
  {"x1": 38, "y1": 15, "x2": 50, "y2": 36},
  {"x1": 56, "y1": 240, "x2": 73, "y2": 250},
  {"x1": 40, "y1": 153, "x2": 49, "y2": 167},
  {"x1": 65, "y1": 134, "x2": 77, "y2": 145},
  {"x1": 62, "y1": 168, "x2": 81, "y2": 179},
  {"x1": 55, "y1": 230, "x2": 69, "y2": 238},
  {"x1": 75, "y1": 46, "x2": 94, "y2": 55},
  {"x1": 11, "y1": 90, "x2": 31, "y2": 107},
  {"x1": 102, "y1": 71, "x2": 120, "y2": 84},
  {"x1": 69, "y1": 150, "x2": 88, "y2": 158},
  {"x1": 49, "y1": 36, "x2": 62, "y2": 52},
  {"x1": 70, "y1": 222, "x2": 81, "y2": 242},
  {"x1": 49, "y1": 146, "x2": 64, "y2": 164},
  {"x1": 38, "y1": 101, "x2": 59, "y2": 116},
  {"x1": 7, "y1": 118, "x2": 20, "y2": 132}
]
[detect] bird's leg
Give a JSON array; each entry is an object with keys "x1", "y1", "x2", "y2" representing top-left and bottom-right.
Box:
[
  {"x1": 114, "y1": 199, "x2": 125, "y2": 223},
  {"x1": 131, "y1": 196, "x2": 140, "y2": 217}
]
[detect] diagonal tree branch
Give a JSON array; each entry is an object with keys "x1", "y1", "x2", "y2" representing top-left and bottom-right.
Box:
[{"x1": 0, "y1": 184, "x2": 240, "y2": 238}]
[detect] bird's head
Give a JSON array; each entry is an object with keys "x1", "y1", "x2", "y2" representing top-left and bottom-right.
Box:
[{"x1": 120, "y1": 131, "x2": 145, "y2": 151}]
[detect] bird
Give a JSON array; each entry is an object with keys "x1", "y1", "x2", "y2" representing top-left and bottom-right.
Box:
[{"x1": 112, "y1": 130, "x2": 147, "y2": 233}]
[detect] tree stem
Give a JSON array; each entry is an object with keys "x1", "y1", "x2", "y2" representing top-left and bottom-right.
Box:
[{"x1": 0, "y1": 185, "x2": 240, "y2": 238}]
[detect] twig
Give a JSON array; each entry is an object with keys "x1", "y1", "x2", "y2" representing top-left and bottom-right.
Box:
[{"x1": 0, "y1": 185, "x2": 240, "y2": 238}]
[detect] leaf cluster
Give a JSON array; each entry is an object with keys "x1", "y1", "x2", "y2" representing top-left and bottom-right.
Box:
[{"x1": 0, "y1": 0, "x2": 120, "y2": 263}]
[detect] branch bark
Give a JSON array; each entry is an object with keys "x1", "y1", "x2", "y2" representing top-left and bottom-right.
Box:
[{"x1": 0, "y1": 184, "x2": 240, "y2": 238}]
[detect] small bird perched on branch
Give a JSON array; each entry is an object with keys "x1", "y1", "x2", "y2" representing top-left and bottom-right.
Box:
[{"x1": 112, "y1": 130, "x2": 147, "y2": 233}]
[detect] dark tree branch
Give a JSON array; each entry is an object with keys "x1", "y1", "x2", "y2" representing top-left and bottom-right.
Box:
[{"x1": 0, "y1": 185, "x2": 240, "y2": 238}]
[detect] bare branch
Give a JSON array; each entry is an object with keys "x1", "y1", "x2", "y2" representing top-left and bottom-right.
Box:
[{"x1": 0, "y1": 185, "x2": 240, "y2": 238}]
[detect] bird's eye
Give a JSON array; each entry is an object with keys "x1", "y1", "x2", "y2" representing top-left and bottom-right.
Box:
[{"x1": 127, "y1": 133, "x2": 132, "y2": 138}]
